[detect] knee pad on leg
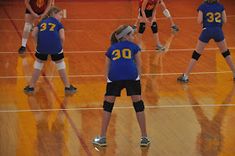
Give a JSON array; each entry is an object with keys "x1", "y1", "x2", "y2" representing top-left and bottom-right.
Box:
[
  {"x1": 138, "y1": 22, "x2": 146, "y2": 34},
  {"x1": 133, "y1": 100, "x2": 145, "y2": 112},
  {"x1": 56, "y1": 61, "x2": 66, "y2": 70},
  {"x1": 151, "y1": 22, "x2": 158, "y2": 34},
  {"x1": 24, "y1": 23, "x2": 33, "y2": 33},
  {"x1": 192, "y1": 50, "x2": 201, "y2": 61},
  {"x1": 103, "y1": 101, "x2": 114, "y2": 113},
  {"x1": 163, "y1": 9, "x2": 171, "y2": 18},
  {"x1": 34, "y1": 61, "x2": 44, "y2": 70},
  {"x1": 222, "y1": 49, "x2": 230, "y2": 58}
]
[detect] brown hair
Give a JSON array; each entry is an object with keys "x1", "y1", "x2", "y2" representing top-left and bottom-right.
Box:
[
  {"x1": 204, "y1": 0, "x2": 218, "y2": 4},
  {"x1": 43, "y1": 6, "x2": 62, "y2": 19},
  {"x1": 110, "y1": 25, "x2": 131, "y2": 45}
]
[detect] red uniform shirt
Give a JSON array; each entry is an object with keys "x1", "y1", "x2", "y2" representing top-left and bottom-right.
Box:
[
  {"x1": 139, "y1": 0, "x2": 158, "y2": 10},
  {"x1": 29, "y1": 0, "x2": 49, "y2": 14}
]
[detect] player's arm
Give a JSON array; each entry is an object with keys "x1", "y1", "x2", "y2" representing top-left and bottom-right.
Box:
[
  {"x1": 222, "y1": 10, "x2": 227, "y2": 23},
  {"x1": 25, "y1": 0, "x2": 39, "y2": 18},
  {"x1": 141, "y1": 0, "x2": 149, "y2": 22},
  {"x1": 59, "y1": 28, "x2": 65, "y2": 46},
  {"x1": 135, "y1": 52, "x2": 142, "y2": 75},
  {"x1": 32, "y1": 26, "x2": 39, "y2": 45},
  {"x1": 197, "y1": 10, "x2": 203, "y2": 24},
  {"x1": 105, "y1": 57, "x2": 111, "y2": 78},
  {"x1": 41, "y1": 0, "x2": 53, "y2": 18}
]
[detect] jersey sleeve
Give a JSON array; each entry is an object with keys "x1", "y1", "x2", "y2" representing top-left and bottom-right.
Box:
[
  {"x1": 105, "y1": 47, "x2": 113, "y2": 59},
  {"x1": 57, "y1": 22, "x2": 64, "y2": 31},
  {"x1": 132, "y1": 44, "x2": 141, "y2": 55},
  {"x1": 220, "y1": 4, "x2": 225, "y2": 12},
  {"x1": 197, "y1": 3, "x2": 204, "y2": 12}
]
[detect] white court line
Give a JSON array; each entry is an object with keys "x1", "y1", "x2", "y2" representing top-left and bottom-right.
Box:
[
  {"x1": 0, "y1": 71, "x2": 232, "y2": 79},
  {"x1": 0, "y1": 103, "x2": 235, "y2": 113},
  {"x1": 0, "y1": 15, "x2": 235, "y2": 21},
  {"x1": 1, "y1": 47, "x2": 235, "y2": 54}
]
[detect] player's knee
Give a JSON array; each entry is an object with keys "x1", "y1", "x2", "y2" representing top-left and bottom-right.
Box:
[
  {"x1": 133, "y1": 100, "x2": 145, "y2": 112},
  {"x1": 138, "y1": 22, "x2": 146, "y2": 34},
  {"x1": 103, "y1": 101, "x2": 114, "y2": 113},
  {"x1": 151, "y1": 22, "x2": 158, "y2": 34},
  {"x1": 24, "y1": 22, "x2": 33, "y2": 33},
  {"x1": 56, "y1": 61, "x2": 66, "y2": 70},
  {"x1": 34, "y1": 61, "x2": 44, "y2": 70},
  {"x1": 222, "y1": 49, "x2": 230, "y2": 58},
  {"x1": 192, "y1": 50, "x2": 201, "y2": 61},
  {"x1": 163, "y1": 9, "x2": 171, "y2": 18}
]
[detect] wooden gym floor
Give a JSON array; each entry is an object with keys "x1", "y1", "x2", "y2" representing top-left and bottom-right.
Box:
[{"x1": 0, "y1": 0, "x2": 235, "y2": 155}]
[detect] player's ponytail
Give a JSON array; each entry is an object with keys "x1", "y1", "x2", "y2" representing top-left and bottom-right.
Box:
[
  {"x1": 204, "y1": 0, "x2": 218, "y2": 4},
  {"x1": 110, "y1": 25, "x2": 134, "y2": 45}
]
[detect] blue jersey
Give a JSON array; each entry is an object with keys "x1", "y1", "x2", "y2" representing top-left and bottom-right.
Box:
[
  {"x1": 197, "y1": 2, "x2": 224, "y2": 28},
  {"x1": 106, "y1": 41, "x2": 141, "y2": 81},
  {"x1": 36, "y1": 17, "x2": 64, "y2": 54}
]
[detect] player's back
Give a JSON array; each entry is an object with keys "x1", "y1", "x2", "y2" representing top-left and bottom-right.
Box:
[
  {"x1": 106, "y1": 41, "x2": 141, "y2": 81},
  {"x1": 37, "y1": 17, "x2": 63, "y2": 54},
  {"x1": 198, "y1": 2, "x2": 224, "y2": 28}
]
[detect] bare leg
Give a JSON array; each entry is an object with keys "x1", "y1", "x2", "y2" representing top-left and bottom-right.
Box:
[
  {"x1": 216, "y1": 40, "x2": 235, "y2": 76},
  {"x1": 184, "y1": 40, "x2": 207, "y2": 76},
  {"x1": 29, "y1": 59, "x2": 44, "y2": 88},
  {"x1": 100, "y1": 96, "x2": 116, "y2": 137},
  {"x1": 21, "y1": 14, "x2": 35, "y2": 47},
  {"x1": 55, "y1": 59, "x2": 70, "y2": 88},
  {"x1": 131, "y1": 95, "x2": 147, "y2": 137}
]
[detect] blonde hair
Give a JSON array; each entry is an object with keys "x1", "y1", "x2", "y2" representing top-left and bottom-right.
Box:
[
  {"x1": 43, "y1": 6, "x2": 62, "y2": 19},
  {"x1": 110, "y1": 25, "x2": 132, "y2": 45}
]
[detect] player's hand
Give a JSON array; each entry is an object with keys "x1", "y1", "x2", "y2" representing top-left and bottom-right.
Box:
[{"x1": 32, "y1": 12, "x2": 40, "y2": 18}]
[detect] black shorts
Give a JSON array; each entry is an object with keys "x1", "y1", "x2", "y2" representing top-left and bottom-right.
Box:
[
  {"x1": 25, "y1": 9, "x2": 44, "y2": 15},
  {"x1": 35, "y1": 52, "x2": 64, "y2": 61},
  {"x1": 105, "y1": 80, "x2": 141, "y2": 97},
  {"x1": 139, "y1": 8, "x2": 153, "y2": 18}
]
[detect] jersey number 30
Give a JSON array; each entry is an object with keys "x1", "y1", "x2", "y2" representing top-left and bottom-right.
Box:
[
  {"x1": 40, "y1": 23, "x2": 56, "y2": 32},
  {"x1": 112, "y1": 49, "x2": 131, "y2": 60},
  {"x1": 206, "y1": 12, "x2": 221, "y2": 23}
]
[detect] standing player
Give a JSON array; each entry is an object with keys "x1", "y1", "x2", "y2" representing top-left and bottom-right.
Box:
[
  {"x1": 177, "y1": 0, "x2": 235, "y2": 82},
  {"x1": 137, "y1": 0, "x2": 165, "y2": 51},
  {"x1": 24, "y1": 6, "x2": 77, "y2": 94},
  {"x1": 18, "y1": 0, "x2": 53, "y2": 54},
  {"x1": 133, "y1": 0, "x2": 179, "y2": 33},
  {"x1": 92, "y1": 25, "x2": 150, "y2": 147}
]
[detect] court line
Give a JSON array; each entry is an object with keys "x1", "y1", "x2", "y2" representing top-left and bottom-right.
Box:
[
  {"x1": 0, "y1": 47, "x2": 235, "y2": 54},
  {"x1": 0, "y1": 15, "x2": 235, "y2": 21},
  {"x1": 3, "y1": 7, "x2": 93, "y2": 156},
  {"x1": 0, "y1": 71, "x2": 232, "y2": 79},
  {"x1": 0, "y1": 103, "x2": 235, "y2": 113}
]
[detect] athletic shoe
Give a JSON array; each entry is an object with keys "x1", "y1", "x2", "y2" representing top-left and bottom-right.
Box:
[
  {"x1": 177, "y1": 74, "x2": 189, "y2": 83},
  {"x1": 92, "y1": 136, "x2": 107, "y2": 147},
  {"x1": 156, "y1": 44, "x2": 165, "y2": 52},
  {"x1": 18, "y1": 46, "x2": 26, "y2": 54},
  {"x1": 24, "y1": 85, "x2": 34, "y2": 94},
  {"x1": 171, "y1": 25, "x2": 179, "y2": 32},
  {"x1": 140, "y1": 137, "x2": 151, "y2": 147},
  {"x1": 65, "y1": 85, "x2": 77, "y2": 94}
]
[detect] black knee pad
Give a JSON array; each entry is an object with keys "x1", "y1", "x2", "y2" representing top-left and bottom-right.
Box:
[
  {"x1": 103, "y1": 101, "x2": 114, "y2": 113},
  {"x1": 133, "y1": 100, "x2": 145, "y2": 112},
  {"x1": 222, "y1": 49, "x2": 230, "y2": 58},
  {"x1": 138, "y1": 22, "x2": 146, "y2": 34},
  {"x1": 151, "y1": 22, "x2": 158, "y2": 33},
  {"x1": 192, "y1": 50, "x2": 201, "y2": 61}
]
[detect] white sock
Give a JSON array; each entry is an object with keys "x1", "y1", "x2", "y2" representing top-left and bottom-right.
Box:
[
  {"x1": 22, "y1": 39, "x2": 27, "y2": 47},
  {"x1": 183, "y1": 74, "x2": 188, "y2": 79}
]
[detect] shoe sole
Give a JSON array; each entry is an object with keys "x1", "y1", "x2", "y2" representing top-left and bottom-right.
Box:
[
  {"x1": 92, "y1": 142, "x2": 107, "y2": 147},
  {"x1": 140, "y1": 142, "x2": 151, "y2": 147}
]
